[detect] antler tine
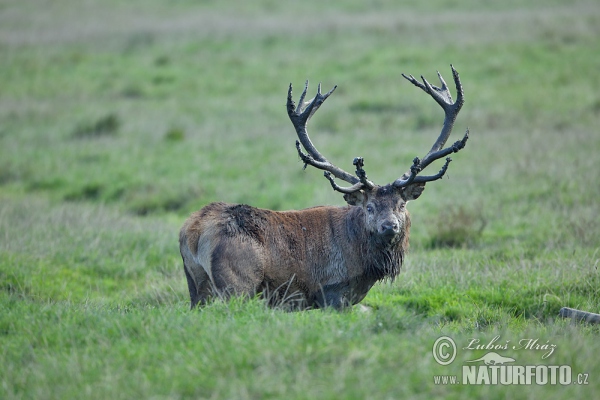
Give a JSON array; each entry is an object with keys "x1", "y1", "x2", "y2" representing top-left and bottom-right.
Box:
[
  {"x1": 323, "y1": 157, "x2": 375, "y2": 193},
  {"x1": 295, "y1": 80, "x2": 309, "y2": 114},
  {"x1": 394, "y1": 66, "x2": 467, "y2": 188},
  {"x1": 394, "y1": 157, "x2": 454, "y2": 188},
  {"x1": 324, "y1": 172, "x2": 364, "y2": 194},
  {"x1": 288, "y1": 81, "x2": 371, "y2": 194},
  {"x1": 393, "y1": 157, "x2": 421, "y2": 188}
]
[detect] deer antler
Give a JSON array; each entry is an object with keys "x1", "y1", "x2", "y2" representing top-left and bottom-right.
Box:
[
  {"x1": 287, "y1": 66, "x2": 468, "y2": 195},
  {"x1": 287, "y1": 81, "x2": 375, "y2": 193},
  {"x1": 394, "y1": 65, "x2": 469, "y2": 188}
]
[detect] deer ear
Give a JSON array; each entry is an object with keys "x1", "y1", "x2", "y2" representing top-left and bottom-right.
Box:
[
  {"x1": 401, "y1": 183, "x2": 425, "y2": 201},
  {"x1": 343, "y1": 190, "x2": 366, "y2": 206}
]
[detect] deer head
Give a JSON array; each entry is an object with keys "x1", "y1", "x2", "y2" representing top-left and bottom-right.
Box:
[{"x1": 287, "y1": 65, "x2": 468, "y2": 244}]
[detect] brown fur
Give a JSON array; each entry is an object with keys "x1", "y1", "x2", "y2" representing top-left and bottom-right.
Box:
[{"x1": 180, "y1": 184, "x2": 422, "y2": 310}]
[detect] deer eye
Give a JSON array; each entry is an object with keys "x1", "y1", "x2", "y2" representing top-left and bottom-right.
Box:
[{"x1": 366, "y1": 205, "x2": 374, "y2": 213}]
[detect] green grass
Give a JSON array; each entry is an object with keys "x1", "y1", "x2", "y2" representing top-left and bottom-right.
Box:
[{"x1": 1, "y1": 0, "x2": 600, "y2": 398}]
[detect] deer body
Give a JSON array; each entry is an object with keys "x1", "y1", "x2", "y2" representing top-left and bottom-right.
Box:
[
  {"x1": 180, "y1": 184, "x2": 416, "y2": 309},
  {"x1": 180, "y1": 66, "x2": 468, "y2": 310}
]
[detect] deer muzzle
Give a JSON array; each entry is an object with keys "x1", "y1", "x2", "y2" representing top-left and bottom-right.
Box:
[{"x1": 379, "y1": 218, "x2": 400, "y2": 237}]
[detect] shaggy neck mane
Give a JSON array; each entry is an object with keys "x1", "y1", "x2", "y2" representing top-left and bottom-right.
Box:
[{"x1": 365, "y1": 242, "x2": 404, "y2": 281}]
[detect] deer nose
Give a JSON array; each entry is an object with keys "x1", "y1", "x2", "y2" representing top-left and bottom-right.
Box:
[{"x1": 380, "y1": 221, "x2": 399, "y2": 236}]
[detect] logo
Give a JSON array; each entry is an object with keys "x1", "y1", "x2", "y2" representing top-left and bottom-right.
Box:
[
  {"x1": 432, "y1": 336, "x2": 456, "y2": 366},
  {"x1": 465, "y1": 352, "x2": 515, "y2": 365},
  {"x1": 432, "y1": 335, "x2": 590, "y2": 386}
]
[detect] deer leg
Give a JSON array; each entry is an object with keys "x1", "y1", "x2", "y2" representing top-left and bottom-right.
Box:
[
  {"x1": 184, "y1": 266, "x2": 200, "y2": 309},
  {"x1": 184, "y1": 263, "x2": 211, "y2": 309}
]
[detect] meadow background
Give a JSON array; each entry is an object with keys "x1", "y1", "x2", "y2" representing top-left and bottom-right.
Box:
[{"x1": 1, "y1": 0, "x2": 600, "y2": 398}]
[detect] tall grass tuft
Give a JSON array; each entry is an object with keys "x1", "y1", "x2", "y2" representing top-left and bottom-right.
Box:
[
  {"x1": 425, "y1": 204, "x2": 486, "y2": 248},
  {"x1": 71, "y1": 113, "x2": 120, "y2": 139}
]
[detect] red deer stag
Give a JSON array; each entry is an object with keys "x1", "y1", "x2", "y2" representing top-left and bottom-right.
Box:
[{"x1": 180, "y1": 65, "x2": 468, "y2": 310}]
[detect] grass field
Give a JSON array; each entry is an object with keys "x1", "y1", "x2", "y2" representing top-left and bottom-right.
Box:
[{"x1": 1, "y1": 0, "x2": 600, "y2": 398}]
